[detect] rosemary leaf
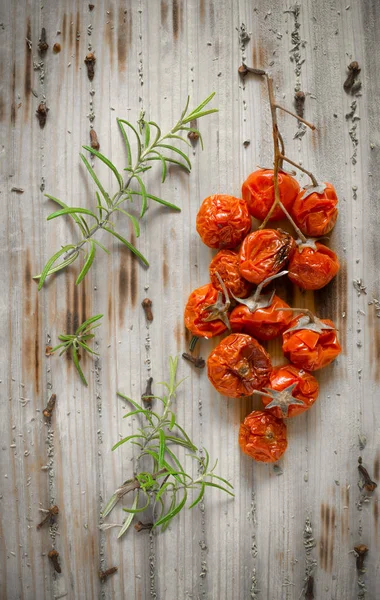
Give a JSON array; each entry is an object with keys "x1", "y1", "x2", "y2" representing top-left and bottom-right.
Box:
[
  {"x1": 118, "y1": 495, "x2": 138, "y2": 538},
  {"x1": 82, "y1": 146, "x2": 123, "y2": 190}
]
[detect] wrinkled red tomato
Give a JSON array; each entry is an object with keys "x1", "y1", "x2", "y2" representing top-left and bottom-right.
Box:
[
  {"x1": 209, "y1": 250, "x2": 252, "y2": 298},
  {"x1": 230, "y1": 295, "x2": 293, "y2": 341},
  {"x1": 291, "y1": 183, "x2": 338, "y2": 237},
  {"x1": 239, "y1": 229, "x2": 295, "y2": 285},
  {"x1": 282, "y1": 316, "x2": 341, "y2": 371},
  {"x1": 196, "y1": 194, "x2": 251, "y2": 249},
  {"x1": 242, "y1": 169, "x2": 300, "y2": 221},
  {"x1": 184, "y1": 283, "x2": 228, "y2": 338},
  {"x1": 261, "y1": 364, "x2": 319, "y2": 418},
  {"x1": 288, "y1": 243, "x2": 339, "y2": 290},
  {"x1": 207, "y1": 333, "x2": 272, "y2": 398},
  {"x1": 239, "y1": 410, "x2": 288, "y2": 463}
]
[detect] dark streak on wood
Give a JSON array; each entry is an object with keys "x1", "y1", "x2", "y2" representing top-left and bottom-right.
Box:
[
  {"x1": 69, "y1": 13, "x2": 74, "y2": 49},
  {"x1": 129, "y1": 232, "x2": 138, "y2": 308},
  {"x1": 374, "y1": 500, "x2": 379, "y2": 534},
  {"x1": 108, "y1": 294, "x2": 113, "y2": 323},
  {"x1": 11, "y1": 62, "x2": 16, "y2": 124},
  {"x1": 172, "y1": 0, "x2": 180, "y2": 39},
  {"x1": 162, "y1": 242, "x2": 169, "y2": 286},
  {"x1": 199, "y1": 0, "x2": 205, "y2": 23},
  {"x1": 117, "y1": 5, "x2": 131, "y2": 72},
  {"x1": 24, "y1": 250, "x2": 32, "y2": 316},
  {"x1": 119, "y1": 246, "x2": 129, "y2": 324},
  {"x1": 75, "y1": 11, "x2": 81, "y2": 69},
  {"x1": 209, "y1": 0, "x2": 215, "y2": 32},
  {"x1": 161, "y1": 0, "x2": 168, "y2": 26},
  {"x1": 252, "y1": 44, "x2": 266, "y2": 70},
  {"x1": 62, "y1": 14, "x2": 67, "y2": 42},
  {"x1": 34, "y1": 304, "x2": 40, "y2": 394},
  {"x1": 24, "y1": 19, "x2": 32, "y2": 121},
  {"x1": 329, "y1": 507, "x2": 335, "y2": 572}
]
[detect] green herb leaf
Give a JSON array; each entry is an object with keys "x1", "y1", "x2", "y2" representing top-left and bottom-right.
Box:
[
  {"x1": 37, "y1": 246, "x2": 75, "y2": 290},
  {"x1": 117, "y1": 118, "x2": 133, "y2": 167},
  {"x1": 112, "y1": 434, "x2": 146, "y2": 451},
  {"x1": 189, "y1": 483, "x2": 205, "y2": 509},
  {"x1": 45, "y1": 194, "x2": 88, "y2": 235},
  {"x1": 76, "y1": 314, "x2": 103, "y2": 334},
  {"x1": 114, "y1": 208, "x2": 141, "y2": 237},
  {"x1": 154, "y1": 489, "x2": 187, "y2": 528},
  {"x1": 132, "y1": 174, "x2": 148, "y2": 218},
  {"x1": 76, "y1": 240, "x2": 96, "y2": 285},
  {"x1": 158, "y1": 429, "x2": 166, "y2": 469},
  {"x1": 103, "y1": 226, "x2": 149, "y2": 266},
  {"x1": 203, "y1": 481, "x2": 235, "y2": 497},
  {"x1": 122, "y1": 491, "x2": 150, "y2": 514},
  {"x1": 72, "y1": 345, "x2": 88, "y2": 386},
  {"x1": 47, "y1": 207, "x2": 99, "y2": 223},
  {"x1": 118, "y1": 495, "x2": 138, "y2": 538},
  {"x1": 129, "y1": 190, "x2": 181, "y2": 212},
  {"x1": 156, "y1": 143, "x2": 191, "y2": 170},
  {"x1": 80, "y1": 152, "x2": 111, "y2": 207},
  {"x1": 33, "y1": 251, "x2": 79, "y2": 281},
  {"x1": 117, "y1": 119, "x2": 142, "y2": 163},
  {"x1": 82, "y1": 146, "x2": 124, "y2": 191}
]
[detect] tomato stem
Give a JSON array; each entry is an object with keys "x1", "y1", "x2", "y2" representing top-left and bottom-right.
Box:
[{"x1": 258, "y1": 75, "x2": 318, "y2": 237}]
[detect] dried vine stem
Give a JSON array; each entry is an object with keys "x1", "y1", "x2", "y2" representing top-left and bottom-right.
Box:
[
  {"x1": 34, "y1": 93, "x2": 217, "y2": 289},
  {"x1": 258, "y1": 75, "x2": 318, "y2": 232}
]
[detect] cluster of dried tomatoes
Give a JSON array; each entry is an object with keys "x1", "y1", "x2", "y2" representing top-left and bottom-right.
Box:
[{"x1": 184, "y1": 168, "x2": 342, "y2": 464}]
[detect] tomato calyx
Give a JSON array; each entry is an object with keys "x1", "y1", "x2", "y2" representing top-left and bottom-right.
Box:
[
  {"x1": 261, "y1": 383, "x2": 305, "y2": 418},
  {"x1": 295, "y1": 237, "x2": 318, "y2": 252},
  {"x1": 300, "y1": 182, "x2": 327, "y2": 200},
  {"x1": 281, "y1": 308, "x2": 335, "y2": 335},
  {"x1": 230, "y1": 271, "x2": 288, "y2": 314},
  {"x1": 203, "y1": 272, "x2": 231, "y2": 330}
]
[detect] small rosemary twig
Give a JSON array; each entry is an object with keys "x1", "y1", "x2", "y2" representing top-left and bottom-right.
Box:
[
  {"x1": 34, "y1": 94, "x2": 218, "y2": 289},
  {"x1": 103, "y1": 357, "x2": 234, "y2": 537}
]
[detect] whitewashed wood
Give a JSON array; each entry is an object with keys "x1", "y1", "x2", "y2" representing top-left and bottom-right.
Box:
[{"x1": 0, "y1": 0, "x2": 379, "y2": 598}]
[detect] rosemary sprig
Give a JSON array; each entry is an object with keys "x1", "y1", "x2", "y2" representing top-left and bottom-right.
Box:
[
  {"x1": 102, "y1": 356, "x2": 234, "y2": 537},
  {"x1": 34, "y1": 93, "x2": 217, "y2": 290},
  {"x1": 50, "y1": 314, "x2": 103, "y2": 386}
]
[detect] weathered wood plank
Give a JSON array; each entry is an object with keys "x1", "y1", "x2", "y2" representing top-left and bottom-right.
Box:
[{"x1": 0, "y1": 0, "x2": 379, "y2": 599}]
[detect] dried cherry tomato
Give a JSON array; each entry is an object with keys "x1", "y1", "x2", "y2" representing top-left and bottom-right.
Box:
[
  {"x1": 239, "y1": 410, "x2": 288, "y2": 463},
  {"x1": 288, "y1": 242, "x2": 339, "y2": 290},
  {"x1": 207, "y1": 333, "x2": 272, "y2": 398},
  {"x1": 261, "y1": 364, "x2": 319, "y2": 418},
  {"x1": 282, "y1": 312, "x2": 341, "y2": 371},
  {"x1": 209, "y1": 250, "x2": 252, "y2": 298},
  {"x1": 230, "y1": 294, "x2": 292, "y2": 341},
  {"x1": 239, "y1": 229, "x2": 295, "y2": 285},
  {"x1": 291, "y1": 182, "x2": 338, "y2": 237},
  {"x1": 242, "y1": 169, "x2": 300, "y2": 221},
  {"x1": 196, "y1": 194, "x2": 251, "y2": 249},
  {"x1": 184, "y1": 283, "x2": 229, "y2": 338}
]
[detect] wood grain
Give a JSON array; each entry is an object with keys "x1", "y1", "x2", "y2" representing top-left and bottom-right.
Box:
[{"x1": 0, "y1": 0, "x2": 379, "y2": 598}]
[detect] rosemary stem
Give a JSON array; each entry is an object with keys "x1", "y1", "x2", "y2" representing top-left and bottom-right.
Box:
[{"x1": 63, "y1": 177, "x2": 133, "y2": 260}]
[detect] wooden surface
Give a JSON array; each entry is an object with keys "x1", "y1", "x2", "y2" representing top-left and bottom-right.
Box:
[{"x1": 1, "y1": 0, "x2": 379, "y2": 598}]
